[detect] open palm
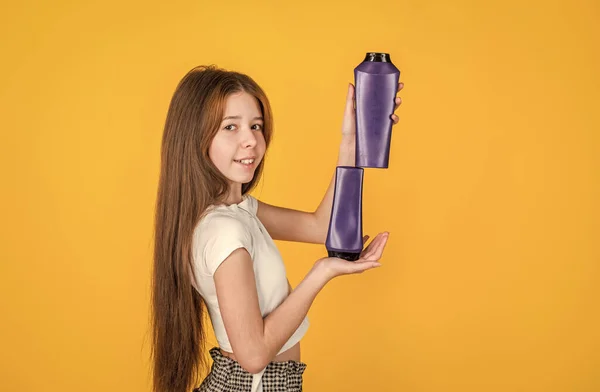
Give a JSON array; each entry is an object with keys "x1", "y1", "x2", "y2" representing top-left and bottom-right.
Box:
[{"x1": 318, "y1": 232, "x2": 389, "y2": 280}]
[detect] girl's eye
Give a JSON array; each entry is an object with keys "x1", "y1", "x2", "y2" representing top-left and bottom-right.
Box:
[
  {"x1": 224, "y1": 124, "x2": 236, "y2": 131},
  {"x1": 252, "y1": 124, "x2": 263, "y2": 131}
]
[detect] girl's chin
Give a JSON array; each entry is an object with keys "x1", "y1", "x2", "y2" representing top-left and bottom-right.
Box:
[{"x1": 227, "y1": 174, "x2": 256, "y2": 185}]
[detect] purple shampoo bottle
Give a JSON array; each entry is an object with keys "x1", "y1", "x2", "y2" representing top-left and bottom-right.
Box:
[
  {"x1": 354, "y1": 52, "x2": 400, "y2": 168},
  {"x1": 325, "y1": 166, "x2": 364, "y2": 261}
]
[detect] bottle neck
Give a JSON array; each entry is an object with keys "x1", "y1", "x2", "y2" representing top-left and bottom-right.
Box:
[{"x1": 364, "y1": 52, "x2": 391, "y2": 63}]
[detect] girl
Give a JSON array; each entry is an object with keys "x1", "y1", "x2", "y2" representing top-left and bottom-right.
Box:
[{"x1": 151, "y1": 65, "x2": 403, "y2": 392}]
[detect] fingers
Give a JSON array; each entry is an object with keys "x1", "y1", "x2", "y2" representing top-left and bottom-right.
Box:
[
  {"x1": 360, "y1": 234, "x2": 381, "y2": 259},
  {"x1": 392, "y1": 82, "x2": 403, "y2": 125},
  {"x1": 360, "y1": 232, "x2": 389, "y2": 261},
  {"x1": 360, "y1": 234, "x2": 376, "y2": 257},
  {"x1": 372, "y1": 236, "x2": 388, "y2": 260},
  {"x1": 395, "y1": 96, "x2": 402, "y2": 109},
  {"x1": 351, "y1": 260, "x2": 382, "y2": 273}
]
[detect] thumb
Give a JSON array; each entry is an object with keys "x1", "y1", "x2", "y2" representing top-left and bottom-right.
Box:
[{"x1": 345, "y1": 83, "x2": 355, "y2": 114}]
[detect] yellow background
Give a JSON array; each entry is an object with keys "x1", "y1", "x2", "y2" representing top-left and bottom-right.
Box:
[{"x1": 1, "y1": 0, "x2": 599, "y2": 391}]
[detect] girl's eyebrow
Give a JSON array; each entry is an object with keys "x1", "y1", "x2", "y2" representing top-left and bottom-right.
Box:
[{"x1": 221, "y1": 115, "x2": 264, "y2": 121}]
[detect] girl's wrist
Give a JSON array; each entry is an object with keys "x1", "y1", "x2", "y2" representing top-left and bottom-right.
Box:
[
  {"x1": 338, "y1": 136, "x2": 355, "y2": 166},
  {"x1": 309, "y1": 259, "x2": 335, "y2": 286}
]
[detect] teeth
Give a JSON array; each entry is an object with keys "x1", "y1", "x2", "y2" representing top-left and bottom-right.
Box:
[{"x1": 236, "y1": 159, "x2": 254, "y2": 164}]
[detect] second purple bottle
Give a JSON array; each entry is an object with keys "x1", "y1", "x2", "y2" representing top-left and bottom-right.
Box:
[{"x1": 325, "y1": 166, "x2": 364, "y2": 261}]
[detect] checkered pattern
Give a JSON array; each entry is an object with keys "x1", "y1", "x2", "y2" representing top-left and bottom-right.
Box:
[{"x1": 194, "y1": 347, "x2": 307, "y2": 392}]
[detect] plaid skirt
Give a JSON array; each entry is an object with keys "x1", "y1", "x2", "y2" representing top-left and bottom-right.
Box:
[{"x1": 194, "y1": 347, "x2": 307, "y2": 392}]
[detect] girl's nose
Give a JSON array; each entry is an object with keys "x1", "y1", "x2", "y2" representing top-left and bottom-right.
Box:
[{"x1": 241, "y1": 128, "x2": 257, "y2": 148}]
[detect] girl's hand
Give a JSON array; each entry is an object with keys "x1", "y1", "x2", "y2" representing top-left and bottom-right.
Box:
[
  {"x1": 315, "y1": 232, "x2": 389, "y2": 282},
  {"x1": 341, "y1": 82, "x2": 404, "y2": 138}
]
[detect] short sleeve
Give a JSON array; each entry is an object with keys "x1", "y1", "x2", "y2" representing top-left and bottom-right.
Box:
[
  {"x1": 244, "y1": 195, "x2": 258, "y2": 214},
  {"x1": 195, "y1": 214, "x2": 253, "y2": 276}
]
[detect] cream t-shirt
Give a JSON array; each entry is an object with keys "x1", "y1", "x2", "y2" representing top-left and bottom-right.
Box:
[{"x1": 191, "y1": 194, "x2": 309, "y2": 355}]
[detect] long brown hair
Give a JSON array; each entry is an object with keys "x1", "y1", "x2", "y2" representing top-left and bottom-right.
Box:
[{"x1": 151, "y1": 65, "x2": 273, "y2": 392}]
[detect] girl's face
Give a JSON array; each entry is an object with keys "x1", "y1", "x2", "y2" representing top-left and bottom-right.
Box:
[{"x1": 209, "y1": 91, "x2": 266, "y2": 190}]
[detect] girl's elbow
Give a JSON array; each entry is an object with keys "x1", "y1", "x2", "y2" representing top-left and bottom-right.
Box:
[
  {"x1": 238, "y1": 353, "x2": 269, "y2": 374},
  {"x1": 234, "y1": 342, "x2": 270, "y2": 374}
]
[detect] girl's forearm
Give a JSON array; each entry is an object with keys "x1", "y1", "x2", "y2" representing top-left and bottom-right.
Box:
[{"x1": 258, "y1": 263, "x2": 329, "y2": 367}]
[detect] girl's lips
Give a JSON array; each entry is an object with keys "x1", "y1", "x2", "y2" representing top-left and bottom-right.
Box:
[
  {"x1": 233, "y1": 156, "x2": 256, "y2": 162},
  {"x1": 234, "y1": 160, "x2": 256, "y2": 169}
]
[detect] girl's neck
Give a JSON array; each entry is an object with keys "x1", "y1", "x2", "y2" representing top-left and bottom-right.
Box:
[{"x1": 223, "y1": 183, "x2": 243, "y2": 205}]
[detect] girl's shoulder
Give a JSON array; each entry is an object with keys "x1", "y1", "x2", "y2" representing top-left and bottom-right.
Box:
[
  {"x1": 195, "y1": 194, "x2": 258, "y2": 236},
  {"x1": 192, "y1": 197, "x2": 258, "y2": 276},
  {"x1": 201, "y1": 194, "x2": 258, "y2": 222}
]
